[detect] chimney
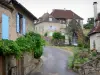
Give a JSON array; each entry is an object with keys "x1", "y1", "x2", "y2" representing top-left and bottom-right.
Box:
[
  {"x1": 64, "y1": 8, "x2": 66, "y2": 11},
  {"x1": 93, "y1": 2, "x2": 98, "y2": 26}
]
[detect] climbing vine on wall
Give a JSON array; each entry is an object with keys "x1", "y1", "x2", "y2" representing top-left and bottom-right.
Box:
[{"x1": 0, "y1": 32, "x2": 45, "y2": 59}]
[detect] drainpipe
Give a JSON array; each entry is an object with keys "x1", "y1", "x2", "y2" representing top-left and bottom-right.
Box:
[{"x1": 93, "y1": 2, "x2": 98, "y2": 26}]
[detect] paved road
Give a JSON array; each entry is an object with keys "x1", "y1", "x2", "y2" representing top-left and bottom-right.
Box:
[{"x1": 32, "y1": 46, "x2": 78, "y2": 75}]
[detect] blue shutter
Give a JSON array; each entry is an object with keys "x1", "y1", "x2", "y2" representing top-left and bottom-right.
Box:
[
  {"x1": 16, "y1": 14, "x2": 19, "y2": 32},
  {"x1": 2, "y1": 14, "x2": 9, "y2": 39},
  {"x1": 23, "y1": 17, "x2": 26, "y2": 35}
]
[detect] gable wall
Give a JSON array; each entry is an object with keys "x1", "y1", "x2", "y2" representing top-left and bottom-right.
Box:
[
  {"x1": 35, "y1": 22, "x2": 65, "y2": 36},
  {"x1": 90, "y1": 33, "x2": 100, "y2": 52},
  {"x1": 0, "y1": 4, "x2": 35, "y2": 40}
]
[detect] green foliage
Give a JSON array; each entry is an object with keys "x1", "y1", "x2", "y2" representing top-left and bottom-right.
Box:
[
  {"x1": 52, "y1": 32, "x2": 65, "y2": 46},
  {"x1": 24, "y1": 32, "x2": 45, "y2": 59},
  {"x1": 0, "y1": 39, "x2": 21, "y2": 58},
  {"x1": 16, "y1": 36, "x2": 33, "y2": 52},
  {"x1": 91, "y1": 51, "x2": 97, "y2": 57},
  {"x1": 0, "y1": 32, "x2": 45, "y2": 59},
  {"x1": 52, "y1": 32, "x2": 65, "y2": 40},
  {"x1": 78, "y1": 41, "x2": 84, "y2": 48},
  {"x1": 44, "y1": 32, "x2": 48, "y2": 37},
  {"x1": 78, "y1": 37, "x2": 90, "y2": 49},
  {"x1": 68, "y1": 56, "x2": 74, "y2": 69},
  {"x1": 61, "y1": 35, "x2": 65, "y2": 39},
  {"x1": 68, "y1": 47, "x2": 89, "y2": 69},
  {"x1": 53, "y1": 32, "x2": 62, "y2": 39},
  {"x1": 84, "y1": 24, "x2": 94, "y2": 29},
  {"x1": 34, "y1": 46, "x2": 43, "y2": 59},
  {"x1": 84, "y1": 18, "x2": 94, "y2": 29}
]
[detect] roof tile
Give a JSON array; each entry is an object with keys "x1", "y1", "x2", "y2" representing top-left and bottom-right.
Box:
[{"x1": 51, "y1": 9, "x2": 83, "y2": 20}]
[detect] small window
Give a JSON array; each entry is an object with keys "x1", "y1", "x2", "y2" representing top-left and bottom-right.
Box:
[
  {"x1": 50, "y1": 26, "x2": 52, "y2": 28},
  {"x1": 49, "y1": 18, "x2": 52, "y2": 21},
  {"x1": 16, "y1": 13, "x2": 23, "y2": 34},
  {"x1": 19, "y1": 14, "x2": 23, "y2": 33},
  {"x1": 93, "y1": 40, "x2": 96, "y2": 49}
]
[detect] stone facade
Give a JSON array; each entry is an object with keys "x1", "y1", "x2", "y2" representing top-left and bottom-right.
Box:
[
  {"x1": 4, "y1": 53, "x2": 40, "y2": 75},
  {"x1": 0, "y1": 2, "x2": 35, "y2": 40},
  {"x1": 35, "y1": 22, "x2": 66, "y2": 36},
  {"x1": 0, "y1": 1, "x2": 38, "y2": 75},
  {"x1": 23, "y1": 52, "x2": 36, "y2": 75}
]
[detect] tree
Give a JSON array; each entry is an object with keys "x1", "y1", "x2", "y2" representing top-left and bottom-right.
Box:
[
  {"x1": 52, "y1": 32, "x2": 62, "y2": 40},
  {"x1": 65, "y1": 19, "x2": 84, "y2": 45},
  {"x1": 52, "y1": 32, "x2": 65, "y2": 46},
  {"x1": 84, "y1": 18, "x2": 94, "y2": 29}
]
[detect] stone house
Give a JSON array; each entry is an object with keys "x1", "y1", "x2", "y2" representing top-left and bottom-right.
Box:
[
  {"x1": 35, "y1": 9, "x2": 83, "y2": 45},
  {"x1": 89, "y1": 14, "x2": 100, "y2": 52},
  {"x1": 0, "y1": 0, "x2": 38, "y2": 75},
  {"x1": 89, "y1": 2, "x2": 100, "y2": 52},
  {"x1": 35, "y1": 13, "x2": 65, "y2": 36},
  {"x1": 0, "y1": 0, "x2": 37, "y2": 40}
]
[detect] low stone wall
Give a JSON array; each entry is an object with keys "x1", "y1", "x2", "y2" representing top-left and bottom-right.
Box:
[
  {"x1": 23, "y1": 52, "x2": 36, "y2": 75},
  {"x1": 78, "y1": 56, "x2": 100, "y2": 75},
  {"x1": 4, "y1": 52, "x2": 41, "y2": 75}
]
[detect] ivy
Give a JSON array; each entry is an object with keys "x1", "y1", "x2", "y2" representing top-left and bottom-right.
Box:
[
  {"x1": 24, "y1": 32, "x2": 45, "y2": 59},
  {"x1": 0, "y1": 32, "x2": 45, "y2": 59},
  {"x1": 0, "y1": 39, "x2": 21, "y2": 58}
]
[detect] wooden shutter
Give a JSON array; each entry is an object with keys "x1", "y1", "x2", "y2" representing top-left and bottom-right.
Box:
[
  {"x1": 2, "y1": 14, "x2": 9, "y2": 39},
  {"x1": 16, "y1": 14, "x2": 19, "y2": 33},
  {"x1": 23, "y1": 17, "x2": 26, "y2": 35}
]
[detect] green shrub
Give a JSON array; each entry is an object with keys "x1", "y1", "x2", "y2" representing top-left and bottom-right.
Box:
[
  {"x1": 53, "y1": 32, "x2": 62, "y2": 40},
  {"x1": 16, "y1": 36, "x2": 33, "y2": 52},
  {"x1": 68, "y1": 56, "x2": 74, "y2": 69},
  {"x1": 61, "y1": 35, "x2": 65, "y2": 39},
  {"x1": 91, "y1": 51, "x2": 97, "y2": 57},
  {"x1": 44, "y1": 32, "x2": 48, "y2": 37},
  {"x1": 24, "y1": 32, "x2": 45, "y2": 59},
  {"x1": 78, "y1": 41, "x2": 84, "y2": 48},
  {"x1": 0, "y1": 39, "x2": 21, "y2": 58},
  {"x1": 68, "y1": 47, "x2": 89, "y2": 69},
  {"x1": 34, "y1": 46, "x2": 43, "y2": 59},
  {"x1": 0, "y1": 32, "x2": 45, "y2": 59}
]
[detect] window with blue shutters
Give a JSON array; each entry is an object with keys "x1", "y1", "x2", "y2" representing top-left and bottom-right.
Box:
[
  {"x1": 2, "y1": 14, "x2": 9, "y2": 39},
  {"x1": 16, "y1": 13, "x2": 23, "y2": 34}
]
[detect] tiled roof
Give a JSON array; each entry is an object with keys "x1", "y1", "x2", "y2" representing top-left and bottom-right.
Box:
[
  {"x1": 38, "y1": 13, "x2": 60, "y2": 23},
  {"x1": 51, "y1": 9, "x2": 83, "y2": 20},
  {"x1": 88, "y1": 21, "x2": 100, "y2": 36},
  {"x1": 12, "y1": 0, "x2": 37, "y2": 20}
]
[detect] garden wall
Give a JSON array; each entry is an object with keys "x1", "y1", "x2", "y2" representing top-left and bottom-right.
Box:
[
  {"x1": 3, "y1": 52, "x2": 40, "y2": 75},
  {"x1": 78, "y1": 55, "x2": 100, "y2": 75}
]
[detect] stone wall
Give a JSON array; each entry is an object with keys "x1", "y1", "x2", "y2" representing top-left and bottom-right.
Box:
[
  {"x1": 23, "y1": 52, "x2": 36, "y2": 75},
  {"x1": 4, "y1": 53, "x2": 40, "y2": 75},
  {"x1": 78, "y1": 56, "x2": 100, "y2": 75},
  {"x1": 0, "y1": 3, "x2": 35, "y2": 40}
]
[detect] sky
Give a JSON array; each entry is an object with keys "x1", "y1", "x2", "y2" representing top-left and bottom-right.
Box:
[{"x1": 17, "y1": 0, "x2": 100, "y2": 24}]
